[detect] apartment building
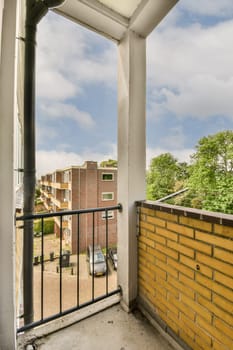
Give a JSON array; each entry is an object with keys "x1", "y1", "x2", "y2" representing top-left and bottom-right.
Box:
[{"x1": 40, "y1": 161, "x2": 117, "y2": 252}]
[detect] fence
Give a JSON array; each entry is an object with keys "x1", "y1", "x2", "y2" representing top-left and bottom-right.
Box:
[{"x1": 16, "y1": 204, "x2": 121, "y2": 333}]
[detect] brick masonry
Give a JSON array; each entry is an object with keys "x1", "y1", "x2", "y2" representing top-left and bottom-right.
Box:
[
  {"x1": 41, "y1": 162, "x2": 118, "y2": 253},
  {"x1": 137, "y1": 201, "x2": 233, "y2": 350}
]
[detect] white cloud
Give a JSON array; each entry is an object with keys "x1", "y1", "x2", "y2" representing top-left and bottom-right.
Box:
[
  {"x1": 37, "y1": 70, "x2": 78, "y2": 100},
  {"x1": 148, "y1": 20, "x2": 233, "y2": 120},
  {"x1": 70, "y1": 47, "x2": 117, "y2": 87},
  {"x1": 36, "y1": 145, "x2": 192, "y2": 177},
  {"x1": 160, "y1": 126, "x2": 186, "y2": 149},
  {"x1": 41, "y1": 102, "x2": 95, "y2": 129},
  {"x1": 37, "y1": 12, "x2": 117, "y2": 102},
  {"x1": 36, "y1": 144, "x2": 117, "y2": 177},
  {"x1": 180, "y1": 0, "x2": 233, "y2": 18},
  {"x1": 36, "y1": 150, "x2": 83, "y2": 177},
  {"x1": 160, "y1": 75, "x2": 233, "y2": 119}
]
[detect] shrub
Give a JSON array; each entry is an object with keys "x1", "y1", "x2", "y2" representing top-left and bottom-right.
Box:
[{"x1": 34, "y1": 218, "x2": 54, "y2": 235}]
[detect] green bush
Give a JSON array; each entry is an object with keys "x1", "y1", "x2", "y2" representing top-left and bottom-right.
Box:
[
  {"x1": 34, "y1": 218, "x2": 54, "y2": 235},
  {"x1": 35, "y1": 199, "x2": 43, "y2": 205}
]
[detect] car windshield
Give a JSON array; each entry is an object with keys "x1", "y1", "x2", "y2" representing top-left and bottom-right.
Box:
[{"x1": 90, "y1": 252, "x2": 105, "y2": 263}]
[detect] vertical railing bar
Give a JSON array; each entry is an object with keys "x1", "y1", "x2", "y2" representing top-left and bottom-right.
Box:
[
  {"x1": 105, "y1": 209, "x2": 109, "y2": 296},
  {"x1": 16, "y1": 205, "x2": 122, "y2": 333},
  {"x1": 92, "y1": 211, "x2": 95, "y2": 301},
  {"x1": 77, "y1": 213, "x2": 80, "y2": 307},
  {"x1": 41, "y1": 217, "x2": 44, "y2": 321},
  {"x1": 59, "y1": 215, "x2": 63, "y2": 314}
]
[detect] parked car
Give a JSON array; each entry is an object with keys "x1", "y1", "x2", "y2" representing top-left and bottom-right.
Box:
[
  {"x1": 108, "y1": 248, "x2": 117, "y2": 270},
  {"x1": 87, "y1": 245, "x2": 107, "y2": 276}
]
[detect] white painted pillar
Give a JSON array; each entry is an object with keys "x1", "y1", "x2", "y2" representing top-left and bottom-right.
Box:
[
  {"x1": 0, "y1": 0, "x2": 17, "y2": 348},
  {"x1": 117, "y1": 30, "x2": 146, "y2": 310}
]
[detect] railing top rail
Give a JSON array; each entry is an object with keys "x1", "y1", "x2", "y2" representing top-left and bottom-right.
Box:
[
  {"x1": 156, "y1": 188, "x2": 189, "y2": 202},
  {"x1": 16, "y1": 203, "x2": 122, "y2": 221}
]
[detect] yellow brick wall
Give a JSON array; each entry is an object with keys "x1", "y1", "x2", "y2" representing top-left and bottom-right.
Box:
[{"x1": 138, "y1": 204, "x2": 233, "y2": 350}]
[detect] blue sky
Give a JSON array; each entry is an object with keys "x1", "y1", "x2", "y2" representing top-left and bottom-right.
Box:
[{"x1": 36, "y1": 0, "x2": 233, "y2": 177}]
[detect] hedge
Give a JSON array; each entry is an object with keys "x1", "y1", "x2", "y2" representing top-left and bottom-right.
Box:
[{"x1": 34, "y1": 218, "x2": 54, "y2": 235}]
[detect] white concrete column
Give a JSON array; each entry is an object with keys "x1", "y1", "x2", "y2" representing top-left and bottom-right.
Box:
[
  {"x1": 0, "y1": 0, "x2": 17, "y2": 348},
  {"x1": 117, "y1": 30, "x2": 146, "y2": 310}
]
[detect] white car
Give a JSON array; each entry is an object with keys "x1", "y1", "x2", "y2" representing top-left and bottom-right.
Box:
[{"x1": 88, "y1": 245, "x2": 107, "y2": 276}]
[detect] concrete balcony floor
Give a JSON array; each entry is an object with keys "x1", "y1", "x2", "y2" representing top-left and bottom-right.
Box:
[{"x1": 26, "y1": 304, "x2": 177, "y2": 350}]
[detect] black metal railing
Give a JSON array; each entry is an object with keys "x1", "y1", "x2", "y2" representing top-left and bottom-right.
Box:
[{"x1": 16, "y1": 204, "x2": 122, "y2": 333}]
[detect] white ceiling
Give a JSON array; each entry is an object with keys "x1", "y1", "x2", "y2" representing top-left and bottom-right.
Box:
[
  {"x1": 56, "y1": 0, "x2": 179, "y2": 41},
  {"x1": 97, "y1": 0, "x2": 143, "y2": 18}
]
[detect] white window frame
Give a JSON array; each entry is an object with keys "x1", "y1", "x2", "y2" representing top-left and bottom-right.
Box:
[
  {"x1": 102, "y1": 192, "x2": 114, "y2": 201},
  {"x1": 102, "y1": 173, "x2": 114, "y2": 181},
  {"x1": 101, "y1": 210, "x2": 114, "y2": 220}
]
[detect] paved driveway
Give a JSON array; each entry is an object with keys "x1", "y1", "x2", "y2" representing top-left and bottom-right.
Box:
[{"x1": 33, "y1": 254, "x2": 117, "y2": 321}]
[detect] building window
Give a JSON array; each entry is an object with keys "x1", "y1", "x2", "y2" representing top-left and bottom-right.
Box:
[
  {"x1": 102, "y1": 173, "x2": 113, "y2": 181},
  {"x1": 63, "y1": 215, "x2": 71, "y2": 221},
  {"x1": 63, "y1": 170, "x2": 71, "y2": 183},
  {"x1": 102, "y1": 192, "x2": 114, "y2": 201},
  {"x1": 64, "y1": 189, "x2": 70, "y2": 201},
  {"x1": 101, "y1": 210, "x2": 114, "y2": 220}
]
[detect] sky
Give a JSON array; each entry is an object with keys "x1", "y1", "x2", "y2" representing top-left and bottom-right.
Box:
[{"x1": 36, "y1": 0, "x2": 233, "y2": 177}]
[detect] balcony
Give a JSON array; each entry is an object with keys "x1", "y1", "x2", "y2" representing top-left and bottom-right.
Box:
[
  {"x1": 54, "y1": 215, "x2": 69, "y2": 228},
  {"x1": 43, "y1": 201, "x2": 52, "y2": 212},
  {"x1": 16, "y1": 206, "x2": 121, "y2": 331},
  {"x1": 42, "y1": 180, "x2": 52, "y2": 187},
  {"x1": 1, "y1": 1, "x2": 233, "y2": 349},
  {"x1": 51, "y1": 197, "x2": 69, "y2": 209},
  {"x1": 17, "y1": 302, "x2": 177, "y2": 350},
  {"x1": 15, "y1": 202, "x2": 233, "y2": 350},
  {"x1": 51, "y1": 182, "x2": 69, "y2": 190},
  {"x1": 41, "y1": 189, "x2": 52, "y2": 199}
]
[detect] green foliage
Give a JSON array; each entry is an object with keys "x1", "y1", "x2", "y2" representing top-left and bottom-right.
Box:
[
  {"x1": 146, "y1": 153, "x2": 189, "y2": 200},
  {"x1": 35, "y1": 186, "x2": 41, "y2": 199},
  {"x1": 34, "y1": 218, "x2": 54, "y2": 235},
  {"x1": 146, "y1": 131, "x2": 233, "y2": 214},
  {"x1": 100, "y1": 159, "x2": 117, "y2": 168},
  {"x1": 35, "y1": 198, "x2": 43, "y2": 205},
  {"x1": 188, "y1": 131, "x2": 233, "y2": 214}
]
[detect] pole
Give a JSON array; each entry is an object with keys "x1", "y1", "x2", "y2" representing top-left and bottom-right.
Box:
[
  {"x1": 23, "y1": 0, "x2": 37, "y2": 325},
  {"x1": 23, "y1": 0, "x2": 66, "y2": 325}
]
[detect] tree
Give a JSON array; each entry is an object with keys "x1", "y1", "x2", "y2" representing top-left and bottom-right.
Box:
[
  {"x1": 188, "y1": 130, "x2": 233, "y2": 213},
  {"x1": 35, "y1": 186, "x2": 41, "y2": 199},
  {"x1": 146, "y1": 153, "x2": 188, "y2": 200},
  {"x1": 100, "y1": 159, "x2": 117, "y2": 167}
]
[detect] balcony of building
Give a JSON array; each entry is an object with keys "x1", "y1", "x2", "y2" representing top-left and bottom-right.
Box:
[
  {"x1": 54, "y1": 215, "x2": 69, "y2": 229},
  {"x1": 15, "y1": 202, "x2": 233, "y2": 350},
  {"x1": 43, "y1": 201, "x2": 52, "y2": 212},
  {"x1": 41, "y1": 180, "x2": 51, "y2": 187},
  {"x1": 51, "y1": 182, "x2": 69, "y2": 190},
  {"x1": 51, "y1": 196, "x2": 69, "y2": 210},
  {"x1": 1, "y1": 1, "x2": 233, "y2": 350},
  {"x1": 41, "y1": 189, "x2": 52, "y2": 199},
  {"x1": 17, "y1": 302, "x2": 178, "y2": 350},
  {"x1": 40, "y1": 174, "x2": 52, "y2": 186}
]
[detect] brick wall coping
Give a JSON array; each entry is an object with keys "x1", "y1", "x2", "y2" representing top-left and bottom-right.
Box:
[{"x1": 136, "y1": 200, "x2": 233, "y2": 227}]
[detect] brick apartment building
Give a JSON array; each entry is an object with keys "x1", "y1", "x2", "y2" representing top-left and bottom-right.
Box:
[{"x1": 40, "y1": 161, "x2": 117, "y2": 252}]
